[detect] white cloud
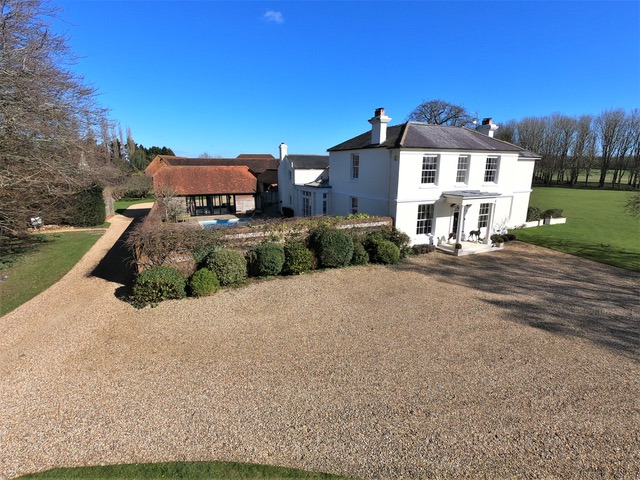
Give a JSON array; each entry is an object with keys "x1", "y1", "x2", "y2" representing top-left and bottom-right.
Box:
[{"x1": 263, "y1": 10, "x2": 284, "y2": 24}]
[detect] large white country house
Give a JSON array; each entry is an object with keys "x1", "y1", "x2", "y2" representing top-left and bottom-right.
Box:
[{"x1": 323, "y1": 108, "x2": 540, "y2": 246}]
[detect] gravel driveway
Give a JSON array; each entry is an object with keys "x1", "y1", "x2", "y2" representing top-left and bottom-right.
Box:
[{"x1": 1, "y1": 206, "x2": 639, "y2": 479}]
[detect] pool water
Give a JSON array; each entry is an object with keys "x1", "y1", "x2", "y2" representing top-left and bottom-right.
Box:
[{"x1": 200, "y1": 218, "x2": 252, "y2": 228}]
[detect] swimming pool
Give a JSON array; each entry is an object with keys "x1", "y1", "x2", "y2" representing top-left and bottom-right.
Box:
[{"x1": 200, "y1": 218, "x2": 252, "y2": 229}]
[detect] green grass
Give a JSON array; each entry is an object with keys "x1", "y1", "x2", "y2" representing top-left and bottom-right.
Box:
[
  {"x1": 16, "y1": 461, "x2": 355, "y2": 479},
  {"x1": 115, "y1": 196, "x2": 155, "y2": 215},
  {"x1": 0, "y1": 231, "x2": 104, "y2": 317},
  {"x1": 513, "y1": 187, "x2": 640, "y2": 272}
]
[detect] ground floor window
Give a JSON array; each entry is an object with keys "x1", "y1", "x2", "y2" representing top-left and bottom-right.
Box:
[
  {"x1": 302, "y1": 191, "x2": 312, "y2": 217},
  {"x1": 322, "y1": 193, "x2": 328, "y2": 215},
  {"x1": 351, "y1": 197, "x2": 358, "y2": 214},
  {"x1": 478, "y1": 203, "x2": 491, "y2": 227},
  {"x1": 416, "y1": 204, "x2": 434, "y2": 234},
  {"x1": 185, "y1": 194, "x2": 237, "y2": 216}
]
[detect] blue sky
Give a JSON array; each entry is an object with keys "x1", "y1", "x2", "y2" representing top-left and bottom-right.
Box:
[{"x1": 53, "y1": 1, "x2": 640, "y2": 158}]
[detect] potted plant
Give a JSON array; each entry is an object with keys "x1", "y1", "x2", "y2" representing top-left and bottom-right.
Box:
[{"x1": 454, "y1": 242, "x2": 463, "y2": 256}]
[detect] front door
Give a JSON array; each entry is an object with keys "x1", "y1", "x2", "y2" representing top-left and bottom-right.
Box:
[{"x1": 452, "y1": 211, "x2": 459, "y2": 237}]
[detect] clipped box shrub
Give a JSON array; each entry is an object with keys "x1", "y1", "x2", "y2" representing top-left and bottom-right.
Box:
[
  {"x1": 206, "y1": 249, "x2": 247, "y2": 286},
  {"x1": 249, "y1": 242, "x2": 285, "y2": 277},
  {"x1": 189, "y1": 268, "x2": 220, "y2": 297},
  {"x1": 527, "y1": 205, "x2": 542, "y2": 222},
  {"x1": 132, "y1": 266, "x2": 186, "y2": 308},
  {"x1": 542, "y1": 208, "x2": 563, "y2": 219},
  {"x1": 283, "y1": 241, "x2": 314, "y2": 275},
  {"x1": 506, "y1": 234, "x2": 517, "y2": 241},
  {"x1": 412, "y1": 244, "x2": 436, "y2": 255},
  {"x1": 350, "y1": 242, "x2": 369, "y2": 265},
  {"x1": 308, "y1": 226, "x2": 354, "y2": 268},
  {"x1": 192, "y1": 243, "x2": 218, "y2": 266},
  {"x1": 366, "y1": 238, "x2": 400, "y2": 264}
]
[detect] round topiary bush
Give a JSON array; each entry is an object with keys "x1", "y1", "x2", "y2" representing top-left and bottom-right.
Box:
[
  {"x1": 188, "y1": 268, "x2": 220, "y2": 297},
  {"x1": 283, "y1": 241, "x2": 314, "y2": 275},
  {"x1": 527, "y1": 205, "x2": 542, "y2": 222},
  {"x1": 369, "y1": 239, "x2": 401, "y2": 264},
  {"x1": 308, "y1": 226, "x2": 354, "y2": 268},
  {"x1": 132, "y1": 266, "x2": 186, "y2": 308},
  {"x1": 350, "y1": 242, "x2": 369, "y2": 265},
  {"x1": 250, "y1": 242, "x2": 285, "y2": 277},
  {"x1": 542, "y1": 208, "x2": 563, "y2": 219},
  {"x1": 205, "y1": 249, "x2": 247, "y2": 286}
]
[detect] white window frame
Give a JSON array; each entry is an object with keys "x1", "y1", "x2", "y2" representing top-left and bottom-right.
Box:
[
  {"x1": 484, "y1": 156, "x2": 500, "y2": 183},
  {"x1": 351, "y1": 153, "x2": 359, "y2": 180},
  {"x1": 456, "y1": 155, "x2": 469, "y2": 184},
  {"x1": 421, "y1": 155, "x2": 439, "y2": 185},
  {"x1": 302, "y1": 191, "x2": 312, "y2": 217},
  {"x1": 351, "y1": 196, "x2": 358, "y2": 214},
  {"x1": 478, "y1": 203, "x2": 491, "y2": 228},
  {"x1": 416, "y1": 204, "x2": 434, "y2": 235}
]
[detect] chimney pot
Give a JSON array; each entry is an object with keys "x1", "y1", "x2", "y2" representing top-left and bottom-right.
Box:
[
  {"x1": 375, "y1": 107, "x2": 385, "y2": 117},
  {"x1": 482, "y1": 117, "x2": 493, "y2": 125}
]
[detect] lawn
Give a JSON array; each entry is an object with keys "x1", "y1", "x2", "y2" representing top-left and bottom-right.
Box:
[
  {"x1": 0, "y1": 231, "x2": 104, "y2": 317},
  {"x1": 17, "y1": 461, "x2": 353, "y2": 479},
  {"x1": 513, "y1": 187, "x2": 640, "y2": 272},
  {"x1": 115, "y1": 196, "x2": 154, "y2": 214}
]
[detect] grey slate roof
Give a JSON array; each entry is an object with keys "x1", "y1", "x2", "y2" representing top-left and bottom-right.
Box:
[
  {"x1": 328, "y1": 122, "x2": 539, "y2": 157},
  {"x1": 304, "y1": 168, "x2": 331, "y2": 188},
  {"x1": 288, "y1": 154, "x2": 330, "y2": 169}
]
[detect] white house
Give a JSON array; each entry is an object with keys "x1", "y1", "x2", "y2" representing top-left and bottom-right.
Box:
[
  {"x1": 277, "y1": 143, "x2": 330, "y2": 217},
  {"x1": 326, "y1": 108, "x2": 540, "y2": 246}
]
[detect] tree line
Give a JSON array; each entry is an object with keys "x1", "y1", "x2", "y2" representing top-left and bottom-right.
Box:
[
  {"x1": 495, "y1": 109, "x2": 640, "y2": 189},
  {"x1": 0, "y1": 0, "x2": 172, "y2": 236},
  {"x1": 408, "y1": 100, "x2": 640, "y2": 189}
]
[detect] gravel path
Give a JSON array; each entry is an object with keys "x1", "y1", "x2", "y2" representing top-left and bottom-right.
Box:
[{"x1": 1, "y1": 209, "x2": 639, "y2": 479}]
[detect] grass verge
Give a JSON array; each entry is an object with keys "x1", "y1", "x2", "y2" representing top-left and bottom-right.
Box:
[
  {"x1": 115, "y1": 197, "x2": 154, "y2": 215},
  {"x1": 0, "y1": 231, "x2": 104, "y2": 317},
  {"x1": 513, "y1": 187, "x2": 640, "y2": 272},
  {"x1": 16, "y1": 461, "x2": 354, "y2": 479}
]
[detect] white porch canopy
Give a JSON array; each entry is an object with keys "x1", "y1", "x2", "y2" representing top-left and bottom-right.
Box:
[{"x1": 442, "y1": 190, "x2": 501, "y2": 245}]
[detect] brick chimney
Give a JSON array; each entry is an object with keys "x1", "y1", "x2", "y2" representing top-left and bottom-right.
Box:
[
  {"x1": 279, "y1": 142, "x2": 288, "y2": 161},
  {"x1": 476, "y1": 117, "x2": 499, "y2": 138},
  {"x1": 368, "y1": 107, "x2": 391, "y2": 145}
]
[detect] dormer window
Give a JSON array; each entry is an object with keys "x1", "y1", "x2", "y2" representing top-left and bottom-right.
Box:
[
  {"x1": 421, "y1": 155, "x2": 438, "y2": 185},
  {"x1": 484, "y1": 156, "x2": 500, "y2": 183}
]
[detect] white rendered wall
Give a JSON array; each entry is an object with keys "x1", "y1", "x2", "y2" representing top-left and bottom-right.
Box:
[{"x1": 277, "y1": 158, "x2": 294, "y2": 212}]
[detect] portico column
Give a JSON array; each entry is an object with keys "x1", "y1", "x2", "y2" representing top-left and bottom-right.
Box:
[
  {"x1": 456, "y1": 203, "x2": 468, "y2": 242},
  {"x1": 485, "y1": 202, "x2": 496, "y2": 245}
]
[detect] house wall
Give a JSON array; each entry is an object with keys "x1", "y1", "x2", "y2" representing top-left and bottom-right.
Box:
[
  {"x1": 278, "y1": 157, "x2": 327, "y2": 215},
  {"x1": 329, "y1": 147, "x2": 534, "y2": 244},
  {"x1": 235, "y1": 195, "x2": 255, "y2": 214},
  {"x1": 329, "y1": 149, "x2": 397, "y2": 217}
]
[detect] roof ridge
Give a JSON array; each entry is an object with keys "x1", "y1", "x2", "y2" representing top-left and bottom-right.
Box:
[{"x1": 461, "y1": 126, "x2": 526, "y2": 151}]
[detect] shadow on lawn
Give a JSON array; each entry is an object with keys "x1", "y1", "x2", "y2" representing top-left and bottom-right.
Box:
[
  {"x1": 517, "y1": 235, "x2": 640, "y2": 272},
  {"x1": 90, "y1": 208, "x2": 149, "y2": 292},
  {"x1": 397, "y1": 244, "x2": 640, "y2": 361}
]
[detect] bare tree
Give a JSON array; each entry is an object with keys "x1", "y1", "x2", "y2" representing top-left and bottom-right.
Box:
[
  {"x1": 595, "y1": 109, "x2": 626, "y2": 187},
  {"x1": 0, "y1": 0, "x2": 120, "y2": 234},
  {"x1": 407, "y1": 99, "x2": 476, "y2": 127}
]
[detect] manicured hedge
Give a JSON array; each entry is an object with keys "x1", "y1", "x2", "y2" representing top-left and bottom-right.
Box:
[
  {"x1": 249, "y1": 242, "x2": 285, "y2": 277},
  {"x1": 350, "y1": 242, "x2": 369, "y2": 265},
  {"x1": 66, "y1": 185, "x2": 106, "y2": 227},
  {"x1": 206, "y1": 249, "x2": 247, "y2": 286},
  {"x1": 189, "y1": 268, "x2": 220, "y2": 296},
  {"x1": 132, "y1": 266, "x2": 186, "y2": 308},
  {"x1": 308, "y1": 226, "x2": 354, "y2": 268},
  {"x1": 283, "y1": 241, "x2": 314, "y2": 275}
]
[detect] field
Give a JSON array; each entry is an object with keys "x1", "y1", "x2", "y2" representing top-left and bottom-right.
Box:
[
  {"x1": 0, "y1": 231, "x2": 103, "y2": 317},
  {"x1": 513, "y1": 187, "x2": 640, "y2": 272}
]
